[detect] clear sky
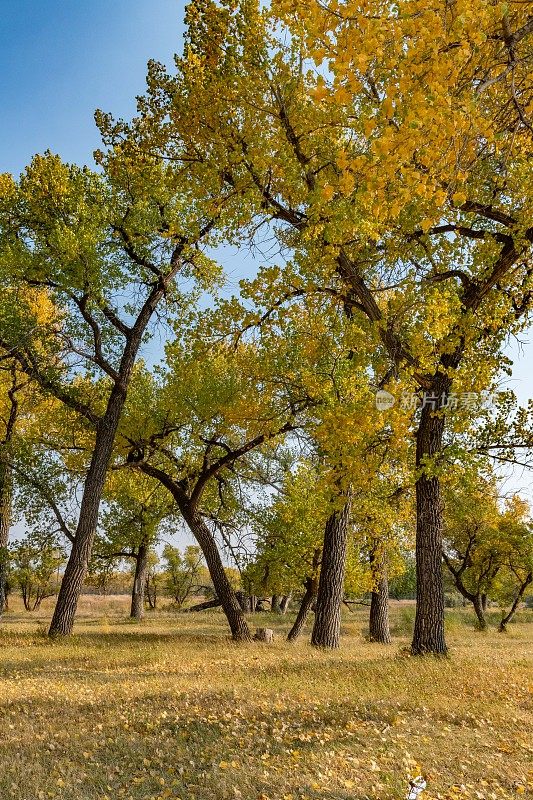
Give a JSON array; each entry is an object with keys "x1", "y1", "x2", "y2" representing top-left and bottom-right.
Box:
[
  {"x1": 0, "y1": 0, "x2": 185, "y2": 175},
  {"x1": 1, "y1": 0, "x2": 531, "y2": 506}
]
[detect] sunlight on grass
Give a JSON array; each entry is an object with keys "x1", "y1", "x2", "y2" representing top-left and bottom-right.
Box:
[{"x1": 1, "y1": 599, "x2": 532, "y2": 800}]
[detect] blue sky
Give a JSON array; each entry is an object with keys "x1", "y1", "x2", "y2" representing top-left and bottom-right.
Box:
[
  {"x1": 1, "y1": 0, "x2": 531, "y2": 506},
  {"x1": 0, "y1": 0, "x2": 185, "y2": 175}
]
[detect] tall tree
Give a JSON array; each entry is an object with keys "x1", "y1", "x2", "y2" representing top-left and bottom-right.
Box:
[
  {"x1": 0, "y1": 148, "x2": 224, "y2": 635},
  {"x1": 125, "y1": 0, "x2": 533, "y2": 654}
]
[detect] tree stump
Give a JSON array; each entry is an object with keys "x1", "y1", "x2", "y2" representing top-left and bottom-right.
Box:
[{"x1": 253, "y1": 627, "x2": 274, "y2": 643}]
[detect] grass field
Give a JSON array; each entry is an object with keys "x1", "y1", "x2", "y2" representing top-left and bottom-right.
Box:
[{"x1": 1, "y1": 597, "x2": 532, "y2": 800}]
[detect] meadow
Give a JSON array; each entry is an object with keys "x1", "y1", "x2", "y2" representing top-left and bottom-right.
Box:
[{"x1": 1, "y1": 598, "x2": 532, "y2": 800}]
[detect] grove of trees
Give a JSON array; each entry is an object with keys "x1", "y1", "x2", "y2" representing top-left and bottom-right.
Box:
[{"x1": 0, "y1": 0, "x2": 532, "y2": 654}]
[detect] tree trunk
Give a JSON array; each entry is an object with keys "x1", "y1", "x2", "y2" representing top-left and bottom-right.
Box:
[
  {"x1": 0, "y1": 455, "x2": 12, "y2": 617},
  {"x1": 183, "y1": 510, "x2": 252, "y2": 642},
  {"x1": 238, "y1": 591, "x2": 254, "y2": 612},
  {"x1": 48, "y1": 273, "x2": 174, "y2": 637},
  {"x1": 145, "y1": 574, "x2": 157, "y2": 609},
  {"x1": 499, "y1": 572, "x2": 532, "y2": 631},
  {"x1": 279, "y1": 594, "x2": 291, "y2": 614},
  {"x1": 288, "y1": 579, "x2": 317, "y2": 642},
  {"x1": 472, "y1": 596, "x2": 487, "y2": 630},
  {"x1": 22, "y1": 585, "x2": 31, "y2": 611},
  {"x1": 411, "y1": 387, "x2": 449, "y2": 655},
  {"x1": 49, "y1": 384, "x2": 128, "y2": 636},
  {"x1": 130, "y1": 543, "x2": 149, "y2": 620},
  {"x1": 271, "y1": 594, "x2": 281, "y2": 613},
  {"x1": 369, "y1": 567, "x2": 391, "y2": 643},
  {"x1": 311, "y1": 495, "x2": 351, "y2": 649},
  {"x1": 185, "y1": 597, "x2": 222, "y2": 612},
  {"x1": 481, "y1": 593, "x2": 488, "y2": 612},
  {"x1": 443, "y1": 555, "x2": 486, "y2": 631}
]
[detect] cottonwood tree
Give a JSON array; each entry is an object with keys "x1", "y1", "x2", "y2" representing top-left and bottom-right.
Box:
[
  {"x1": 113, "y1": 315, "x2": 318, "y2": 640},
  {"x1": 161, "y1": 544, "x2": 204, "y2": 608},
  {"x1": 443, "y1": 471, "x2": 533, "y2": 630},
  {"x1": 114, "y1": 284, "x2": 384, "y2": 642},
  {"x1": 9, "y1": 531, "x2": 66, "y2": 612},
  {"x1": 119, "y1": 0, "x2": 533, "y2": 654},
  {"x1": 0, "y1": 144, "x2": 227, "y2": 635},
  {"x1": 0, "y1": 293, "x2": 56, "y2": 614},
  {"x1": 247, "y1": 460, "x2": 329, "y2": 642},
  {"x1": 442, "y1": 470, "x2": 506, "y2": 629},
  {"x1": 96, "y1": 472, "x2": 175, "y2": 619}
]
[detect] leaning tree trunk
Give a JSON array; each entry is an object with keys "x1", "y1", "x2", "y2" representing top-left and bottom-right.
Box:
[
  {"x1": 48, "y1": 272, "x2": 175, "y2": 638},
  {"x1": 287, "y1": 579, "x2": 316, "y2": 641},
  {"x1": 499, "y1": 572, "x2": 532, "y2": 632},
  {"x1": 183, "y1": 509, "x2": 252, "y2": 642},
  {"x1": 311, "y1": 495, "x2": 351, "y2": 649},
  {"x1": 0, "y1": 455, "x2": 12, "y2": 617},
  {"x1": 49, "y1": 384, "x2": 128, "y2": 636},
  {"x1": 411, "y1": 384, "x2": 449, "y2": 655},
  {"x1": 443, "y1": 554, "x2": 487, "y2": 631},
  {"x1": 369, "y1": 566, "x2": 391, "y2": 643},
  {"x1": 130, "y1": 543, "x2": 149, "y2": 620}
]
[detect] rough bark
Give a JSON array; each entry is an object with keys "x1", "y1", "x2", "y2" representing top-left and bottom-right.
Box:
[
  {"x1": 271, "y1": 594, "x2": 281, "y2": 613},
  {"x1": 49, "y1": 383, "x2": 128, "y2": 636},
  {"x1": 287, "y1": 578, "x2": 317, "y2": 642},
  {"x1": 130, "y1": 542, "x2": 149, "y2": 620},
  {"x1": 311, "y1": 496, "x2": 351, "y2": 649},
  {"x1": 48, "y1": 245, "x2": 192, "y2": 637},
  {"x1": 0, "y1": 456, "x2": 12, "y2": 617},
  {"x1": 369, "y1": 568, "x2": 391, "y2": 643},
  {"x1": 412, "y1": 386, "x2": 449, "y2": 655},
  {"x1": 183, "y1": 510, "x2": 252, "y2": 641}
]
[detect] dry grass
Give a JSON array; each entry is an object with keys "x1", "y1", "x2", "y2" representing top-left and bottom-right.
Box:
[{"x1": 0, "y1": 598, "x2": 532, "y2": 800}]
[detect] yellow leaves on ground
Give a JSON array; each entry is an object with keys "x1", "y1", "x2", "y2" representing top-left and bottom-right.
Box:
[{"x1": 1, "y1": 600, "x2": 532, "y2": 800}]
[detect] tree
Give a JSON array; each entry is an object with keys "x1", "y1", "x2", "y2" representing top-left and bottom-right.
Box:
[
  {"x1": 246, "y1": 461, "x2": 329, "y2": 641},
  {"x1": 10, "y1": 532, "x2": 65, "y2": 611},
  {"x1": 122, "y1": 0, "x2": 533, "y2": 655},
  {"x1": 0, "y1": 146, "x2": 224, "y2": 636},
  {"x1": 494, "y1": 497, "x2": 533, "y2": 632},
  {"x1": 0, "y1": 298, "x2": 54, "y2": 615},
  {"x1": 97, "y1": 472, "x2": 174, "y2": 619},
  {"x1": 310, "y1": 491, "x2": 352, "y2": 649},
  {"x1": 116, "y1": 320, "x2": 315, "y2": 641},
  {"x1": 443, "y1": 475, "x2": 502, "y2": 629},
  {"x1": 443, "y1": 475, "x2": 533, "y2": 630},
  {"x1": 0, "y1": 364, "x2": 18, "y2": 615},
  {"x1": 162, "y1": 544, "x2": 204, "y2": 608}
]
